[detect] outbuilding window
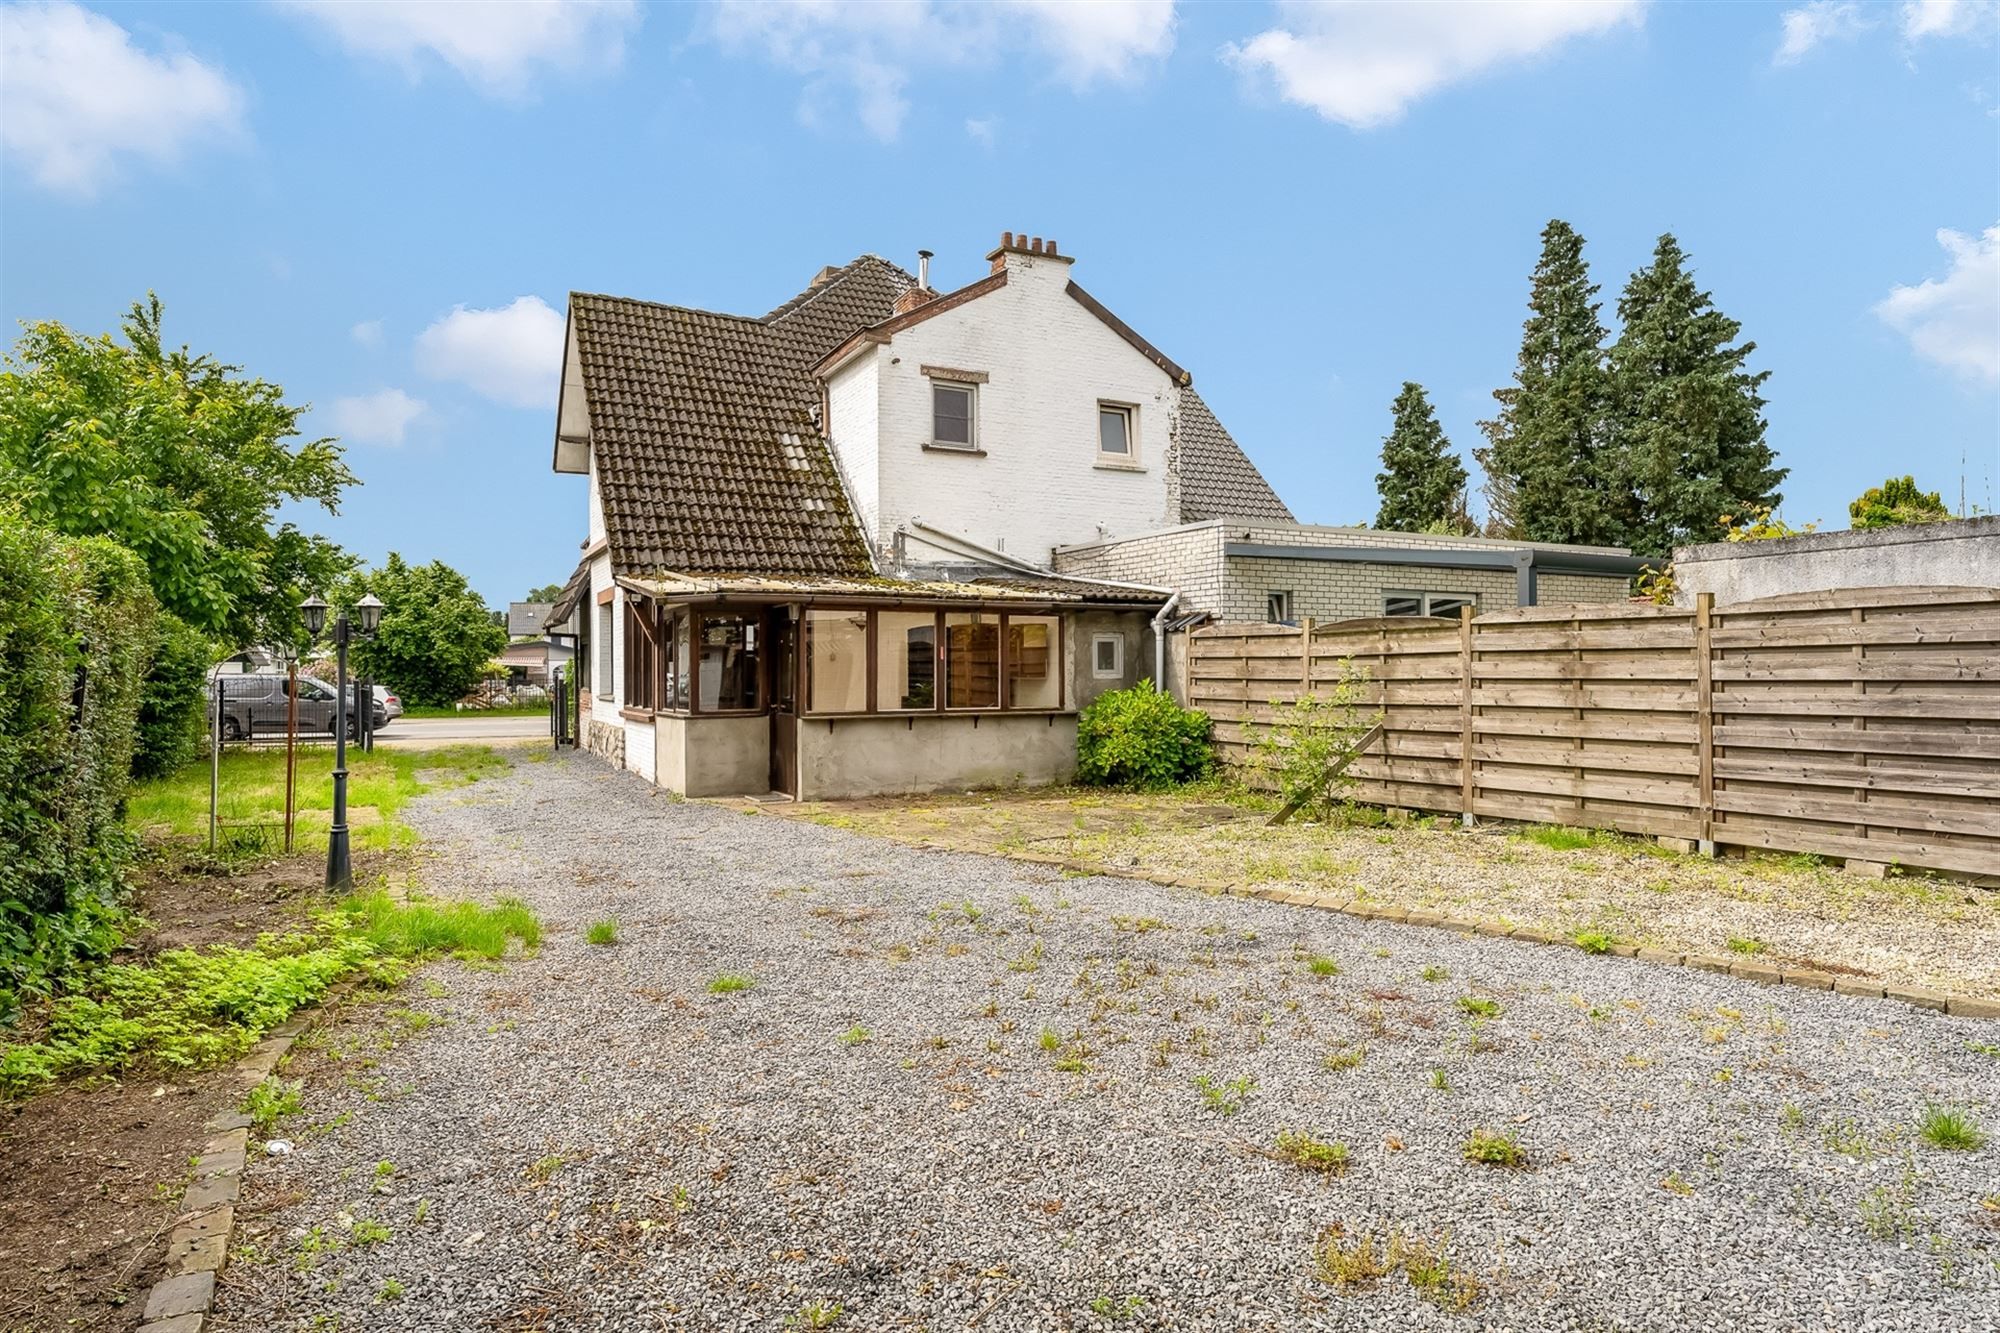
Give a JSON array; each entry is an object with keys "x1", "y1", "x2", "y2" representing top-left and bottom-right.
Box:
[
  {"x1": 1266, "y1": 591, "x2": 1293, "y2": 624},
  {"x1": 1098, "y1": 403, "x2": 1134, "y2": 461},
  {"x1": 1385, "y1": 592, "x2": 1477, "y2": 619},
  {"x1": 1091, "y1": 633, "x2": 1123, "y2": 680}
]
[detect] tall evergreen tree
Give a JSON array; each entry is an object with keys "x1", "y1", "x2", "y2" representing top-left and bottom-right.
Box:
[
  {"x1": 1609, "y1": 234, "x2": 1784, "y2": 554},
  {"x1": 1475, "y1": 220, "x2": 1628, "y2": 546},
  {"x1": 1374, "y1": 382, "x2": 1471, "y2": 533}
]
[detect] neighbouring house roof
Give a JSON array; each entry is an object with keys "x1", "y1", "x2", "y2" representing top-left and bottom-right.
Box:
[
  {"x1": 546, "y1": 556, "x2": 591, "y2": 627},
  {"x1": 567, "y1": 256, "x2": 914, "y2": 580},
  {"x1": 618, "y1": 569, "x2": 1167, "y2": 609},
  {"x1": 1175, "y1": 391, "x2": 1294, "y2": 524}
]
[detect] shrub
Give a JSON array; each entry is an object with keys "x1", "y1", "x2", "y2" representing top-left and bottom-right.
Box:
[
  {"x1": 1075, "y1": 681, "x2": 1213, "y2": 789},
  {"x1": 1251, "y1": 659, "x2": 1380, "y2": 819},
  {"x1": 133, "y1": 612, "x2": 213, "y2": 779}
]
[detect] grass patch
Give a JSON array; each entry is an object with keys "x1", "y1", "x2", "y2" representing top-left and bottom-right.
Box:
[
  {"x1": 1322, "y1": 1045, "x2": 1365, "y2": 1072},
  {"x1": 128, "y1": 744, "x2": 510, "y2": 854},
  {"x1": 1305, "y1": 956, "x2": 1341, "y2": 977},
  {"x1": 586, "y1": 919, "x2": 619, "y2": 947},
  {"x1": 1726, "y1": 936, "x2": 1767, "y2": 956},
  {"x1": 1420, "y1": 965, "x2": 1449, "y2": 983},
  {"x1": 707, "y1": 974, "x2": 754, "y2": 994},
  {"x1": 0, "y1": 889, "x2": 539, "y2": 1098},
  {"x1": 1462, "y1": 1127, "x2": 1528, "y2": 1168},
  {"x1": 1273, "y1": 1129, "x2": 1350, "y2": 1174},
  {"x1": 1313, "y1": 1227, "x2": 1482, "y2": 1311},
  {"x1": 1571, "y1": 929, "x2": 1615, "y2": 955},
  {"x1": 1919, "y1": 1104, "x2": 1986, "y2": 1151},
  {"x1": 399, "y1": 701, "x2": 549, "y2": 719},
  {"x1": 1456, "y1": 996, "x2": 1501, "y2": 1018},
  {"x1": 1517, "y1": 825, "x2": 1599, "y2": 852},
  {"x1": 838, "y1": 1024, "x2": 870, "y2": 1047}
]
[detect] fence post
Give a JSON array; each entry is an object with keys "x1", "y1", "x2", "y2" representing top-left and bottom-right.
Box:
[
  {"x1": 1299, "y1": 617, "x2": 1314, "y2": 694},
  {"x1": 1458, "y1": 605, "x2": 1475, "y2": 826},
  {"x1": 1695, "y1": 592, "x2": 1715, "y2": 856}
]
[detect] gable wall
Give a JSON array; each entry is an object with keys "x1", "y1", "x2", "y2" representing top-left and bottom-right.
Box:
[
  {"x1": 860, "y1": 254, "x2": 1177, "y2": 567},
  {"x1": 824, "y1": 352, "x2": 882, "y2": 545}
]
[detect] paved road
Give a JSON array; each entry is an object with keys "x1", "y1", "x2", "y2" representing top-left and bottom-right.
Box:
[
  {"x1": 373, "y1": 713, "x2": 550, "y2": 745},
  {"x1": 216, "y1": 753, "x2": 2000, "y2": 1332}
]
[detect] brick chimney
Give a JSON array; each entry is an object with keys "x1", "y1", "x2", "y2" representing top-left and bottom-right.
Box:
[
  {"x1": 987, "y1": 230, "x2": 1070, "y2": 274},
  {"x1": 892, "y1": 248, "x2": 939, "y2": 315}
]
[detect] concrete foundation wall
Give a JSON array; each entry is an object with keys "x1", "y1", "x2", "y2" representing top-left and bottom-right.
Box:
[
  {"x1": 683, "y1": 714, "x2": 768, "y2": 798},
  {"x1": 797, "y1": 713, "x2": 1076, "y2": 800},
  {"x1": 1672, "y1": 516, "x2": 2000, "y2": 605}
]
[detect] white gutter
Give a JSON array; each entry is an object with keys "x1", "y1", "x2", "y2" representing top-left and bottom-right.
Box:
[{"x1": 1151, "y1": 590, "x2": 1181, "y2": 689}]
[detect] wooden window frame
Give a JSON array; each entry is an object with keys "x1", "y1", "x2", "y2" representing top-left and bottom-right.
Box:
[
  {"x1": 690, "y1": 608, "x2": 766, "y2": 716},
  {"x1": 799, "y1": 604, "x2": 1068, "y2": 719}
]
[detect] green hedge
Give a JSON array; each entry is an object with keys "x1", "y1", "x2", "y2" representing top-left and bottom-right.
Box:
[
  {"x1": 1076, "y1": 680, "x2": 1214, "y2": 789},
  {"x1": 0, "y1": 516, "x2": 158, "y2": 1018}
]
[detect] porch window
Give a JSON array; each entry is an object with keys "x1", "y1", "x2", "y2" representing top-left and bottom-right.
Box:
[
  {"x1": 806, "y1": 609, "x2": 869, "y2": 713},
  {"x1": 1007, "y1": 615, "x2": 1061, "y2": 709},
  {"x1": 877, "y1": 611, "x2": 937, "y2": 710},
  {"x1": 623, "y1": 601, "x2": 657, "y2": 711},
  {"x1": 945, "y1": 612, "x2": 1001, "y2": 709},
  {"x1": 665, "y1": 610, "x2": 690, "y2": 710},
  {"x1": 698, "y1": 613, "x2": 762, "y2": 711}
]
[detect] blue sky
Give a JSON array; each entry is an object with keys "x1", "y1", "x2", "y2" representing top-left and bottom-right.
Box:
[{"x1": 3, "y1": 0, "x2": 1996, "y2": 606}]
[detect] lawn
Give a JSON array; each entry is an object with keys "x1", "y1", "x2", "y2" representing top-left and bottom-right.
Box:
[
  {"x1": 779, "y1": 787, "x2": 2000, "y2": 999},
  {"x1": 129, "y1": 744, "x2": 514, "y2": 853},
  {"x1": 397, "y1": 701, "x2": 550, "y2": 719}
]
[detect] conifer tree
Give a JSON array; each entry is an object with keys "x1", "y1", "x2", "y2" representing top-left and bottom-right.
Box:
[
  {"x1": 1609, "y1": 234, "x2": 1784, "y2": 554},
  {"x1": 1849, "y1": 476, "x2": 1950, "y2": 529},
  {"x1": 1374, "y1": 382, "x2": 1471, "y2": 533},
  {"x1": 1475, "y1": 220, "x2": 1628, "y2": 546}
]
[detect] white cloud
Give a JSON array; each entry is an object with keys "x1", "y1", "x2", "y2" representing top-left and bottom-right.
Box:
[
  {"x1": 709, "y1": 0, "x2": 1174, "y2": 142},
  {"x1": 965, "y1": 115, "x2": 998, "y2": 149},
  {"x1": 1221, "y1": 1, "x2": 1644, "y2": 131},
  {"x1": 0, "y1": 1, "x2": 244, "y2": 196},
  {"x1": 1876, "y1": 224, "x2": 2000, "y2": 383},
  {"x1": 279, "y1": 0, "x2": 640, "y2": 98},
  {"x1": 416, "y1": 296, "x2": 565, "y2": 409},
  {"x1": 351, "y1": 319, "x2": 385, "y2": 348},
  {"x1": 328, "y1": 389, "x2": 427, "y2": 445},
  {"x1": 1900, "y1": 0, "x2": 2000, "y2": 39},
  {"x1": 1774, "y1": 2, "x2": 1871, "y2": 63}
]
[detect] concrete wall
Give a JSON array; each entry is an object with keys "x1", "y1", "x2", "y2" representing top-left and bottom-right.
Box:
[
  {"x1": 836, "y1": 248, "x2": 1181, "y2": 567},
  {"x1": 653, "y1": 713, "x2": 687, "y2": 793},
  {"x1": 683, "y1": 714, "x2": 769, "y2": 798},
  {"x1": 1068, "y1": 609, "x2": 1152, "y2": 703},
  {"x1": 797, "y1": 713, "x2": 1076, "y2": 800},
  {"x1": 1672, "y1": 516, "x2": 2000, "y2": 605}
]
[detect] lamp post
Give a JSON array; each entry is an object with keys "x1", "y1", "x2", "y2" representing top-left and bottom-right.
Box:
[{"x1": 300, "y1": 592, "x2": 383, "y2": 890}]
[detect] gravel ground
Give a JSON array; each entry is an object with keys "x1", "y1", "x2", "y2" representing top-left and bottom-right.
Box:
[{"x1": 216, "y1": 753, "x2": 2000, "y2": 1332}]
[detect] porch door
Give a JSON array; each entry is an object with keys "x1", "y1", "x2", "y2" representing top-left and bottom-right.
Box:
[{"x1": 769, "y1": 607, "x2": 799, "y2": 797}]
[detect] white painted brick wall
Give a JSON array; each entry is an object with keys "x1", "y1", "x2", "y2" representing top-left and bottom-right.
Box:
[{"x1": 825, "y1": 353, "x2": 881, "y2": 541}]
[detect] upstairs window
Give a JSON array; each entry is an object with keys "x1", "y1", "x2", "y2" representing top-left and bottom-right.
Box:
[
  {"x1": 932, "y1": 381, "x2": 976, "y2": 449},
  {"x1": 1098, "y1": 403, "x2": 1134, "y2": 461}
]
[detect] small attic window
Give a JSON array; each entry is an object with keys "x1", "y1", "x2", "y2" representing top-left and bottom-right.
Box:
[{"x1": 932, "y1": 381, "x2": 976, "y2": 450}]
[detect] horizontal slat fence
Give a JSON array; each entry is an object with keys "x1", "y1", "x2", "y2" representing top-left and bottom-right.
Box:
[{"x1": 1189, "y1": 586, "x2": 2000, "y2": 879}]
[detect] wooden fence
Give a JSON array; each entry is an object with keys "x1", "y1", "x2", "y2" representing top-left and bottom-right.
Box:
[{"x1": 1188, "y1": 587, "x2": 2000, "y2": 879}]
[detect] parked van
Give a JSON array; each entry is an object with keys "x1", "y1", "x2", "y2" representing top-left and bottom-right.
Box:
[{"x1": 210, "y1": 673, "x2": 382, "y2": 740}]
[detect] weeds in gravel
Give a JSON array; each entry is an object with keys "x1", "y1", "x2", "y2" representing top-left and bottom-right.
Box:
[
  {"x1": 1462, "y1": 1128, "x2": 1527, "y2": 1168},
  {"x1": 351, "y1": 1219, "x2": 392, "y2": 1247},
  {"x1": 1726, "y1": 936, "x2": 1767, "y2": 956},
  {"x1": 243, "y1": 1076, "x2": 303, "y2": 1135},
  {"x1": 1518, "y1": 825, "x2": 1599, "y2": 852},
  {"x1": 839, "y1": 1024, "x2": 871, "y2": 1047},
  {"x1": 378, "y1": 1278, "x2": 406, "y2": 1301},
  {"x1": 1966, "y1": 1041, "x2": 2000, "y2": 1059},
  {"x1": 787, "y1": 1300, "x2": 844, "y2": 1329},
  {"x1": 1456, "y1": 996, "x2": 1501, "y2": 1018},
  {"x1": 707, "y1": 974, "x2": 754, "y2": 994},
  {"x1": 586, "y1": 919, "x2": 619, "y2": 946},
  {"x1": 1420, "y1": 965, "x2": 1449, "y2": 983},
  {"x1": 1572, "y1": 929, "x2": 1615, "y2": 955},
  {"x1": 1430, "y1": 1067, "x2": 1450, "y2": 1091},
  {"x1": 1038, "y1": 1026, "x2": 1061, "y2": 1052},
  {"x1": 1305, "y1": 956, "x2": 1341, "y2": 977},
  {"x1": 1272, "y1": 1130, "x2": 1350, "y2": 1174},
  {"x1": 527, "y1": 1153, "x2": 563, "y2": 1182},
  {"x1": 1659, "y1": 1170, "x2": 1695, "y2": 1196},
  {"x1": 1822, "y1": 1117, "x2": 1876, "y2": 1160},
  {"x1": 1322, "y1": 1046, "x2": 1365, "y2": 1072},
  {"x1": 1192, "y1": 1073, "x2": 1255, "y2": 1116},
  {"x1": 1313, "y1": 1227, "x2": 1482, "y2": 1312},
  {"x1": 1858, "y1": 1159, "x2": 1921, "y2": 1240},
  {"x1": 1919, "y1": 1104, "x2": 1987, "y2": 1151},
  {"x1": 1089, "y1": 1294, "x2": 1145, "y2": 1319}
]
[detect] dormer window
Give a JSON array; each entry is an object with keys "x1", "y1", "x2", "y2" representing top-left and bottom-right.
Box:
[
  {"x1": 1098, "y1": 402, "x2": 1136, "y2": 463},
  {"x1": 932, "y1": 381, "x2": 976, "y2": 450}
]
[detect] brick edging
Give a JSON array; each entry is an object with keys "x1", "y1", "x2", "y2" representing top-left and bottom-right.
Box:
[
  {"x1": 136, "y1": 998, "x2": 337, "y2": 1332},
  {"x1": 995, "y1": 851, "x2": 2000, "y2": 1021}
]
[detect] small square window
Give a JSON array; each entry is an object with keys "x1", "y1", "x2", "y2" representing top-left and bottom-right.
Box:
[
  {"x1": 1266, "y1": 591, "x2": 1293, "y2": 624},
  {"x1": 1091, "y1": 633, "x2": 1123, "y2": 679},
  {"x1": 1098, "y1": 404, "x2": 1133, "y2": 458},
  {"x1": 1383, "y1": 594, "x2": 1422, "y2": 618},
  {"x1": 932, "y1": 382, "x2": 975, "y2": 449},
  {"x1": 1426, "y1": 595, "x2": 1476, "y2": 620}
]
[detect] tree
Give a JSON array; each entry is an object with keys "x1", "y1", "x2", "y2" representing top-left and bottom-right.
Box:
[
  {"x1": 339, "y1": 554, "x2": 507, "y2": 708},
  {"x1": 1608, "y1": 234, "x2": 1785, "y2": 555},
  {"x1": 524, "y1": 583, "x2": 565, "y2": 604},
  {"x1": 1849, "y1": 476, "x2": 1951, "y2": 530},
  {"x1": 0, "y1": 295, "x2": 356, "y2": 651},
  {"x1": 1374, "y1": 382, "x2": 1472, "y2": 534},
  {"x1": 1475, "y1": 220, "x2": 1629, "y2": 547}
]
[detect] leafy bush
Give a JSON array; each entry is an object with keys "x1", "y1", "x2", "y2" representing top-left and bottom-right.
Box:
[
  {"x1": 0, "y1": 517, "x2": 157, "y2": 1020},
  {"x1": 1076, "y1": 681, "x2": 1213, "y2": 789},
  {"x1": 133, "y1": 612, "x2": 213, "y2": 778},
  {"x1": 1251, "y1": 659, "x2": 1380, "y2": 819}
]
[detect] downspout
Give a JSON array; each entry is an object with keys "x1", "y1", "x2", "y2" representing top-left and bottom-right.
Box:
[{"x1": 1151, "y1": 590, "x2": 1181, "y2": 691}]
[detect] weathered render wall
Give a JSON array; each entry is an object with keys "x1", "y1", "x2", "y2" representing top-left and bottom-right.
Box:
[
  {"x1": 854, "y1": 248, "x2": 1178, "y2": 566},
  {"x1": 1673, "y1": 517, "x2": 2000, "y2": 605},
  {"x1": 1068, "y1": 609, "x2": 1153, "y2": 702},
  {"x1": 683, "y1": 715, "x2": 768, "y2": 798},
  {"x1": 797, "y1": 714, "x2": 1076, "y2": 800}
]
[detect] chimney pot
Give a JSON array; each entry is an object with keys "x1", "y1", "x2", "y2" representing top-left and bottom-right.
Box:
[
  {"x1": 1047, "y1": 239, "x2": 1058, "y2": 256},
  {"x1": 1001, "y1": 231, "x2": 1013, "y2": 248},
  {"x1": 917, "y1": 248, "x2": 933, "y2": 290},
  {"x1": 1033, "y1": 236, "x2": 1045, "y2": 253}
]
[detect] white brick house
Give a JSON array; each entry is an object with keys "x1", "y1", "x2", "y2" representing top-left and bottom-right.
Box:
[{"x1": 542, "y1": 230, "x2": 1641, "y2": 798}]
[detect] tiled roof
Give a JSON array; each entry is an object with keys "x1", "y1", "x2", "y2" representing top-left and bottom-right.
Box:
[
  {"x1": 546, "y1": 556, "x2": 592, "y2": 626},
  {"x1": 1176, "y1": 390, "x2": 1294, "y2": 523},
  {"x1": 570, "y1": 256, "x2": 913, "y2": 579}
]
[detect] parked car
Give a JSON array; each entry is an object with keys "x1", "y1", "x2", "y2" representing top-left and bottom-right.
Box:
[
  {"x1": 211, "y1": 673, "x2": 370, "y2": 740},
  {"x1": 372, "y1": 684, "x2": 403, "y2": 721}
]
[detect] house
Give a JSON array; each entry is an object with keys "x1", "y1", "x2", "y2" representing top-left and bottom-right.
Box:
[
  {"x1": 545, "y1": 230, "x2": 1643, "y2": 800},
  {"x1": 1671, "y1": 514, "x2": 2000, "y2": 605}
]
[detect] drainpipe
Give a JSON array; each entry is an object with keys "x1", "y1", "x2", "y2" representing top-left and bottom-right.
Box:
[{"x1": 1151, "y1": 590, "x2": 1181, "y2": 692}]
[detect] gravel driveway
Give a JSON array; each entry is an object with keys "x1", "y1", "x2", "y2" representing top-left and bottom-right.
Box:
[{"x1": 217, "y1": 753, "x2": 2000, "y2": 1332}]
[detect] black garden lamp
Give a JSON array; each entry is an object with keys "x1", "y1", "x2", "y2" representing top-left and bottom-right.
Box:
[{"x1": 299, "y1": 591, "x2": 383, "y2": 890}]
